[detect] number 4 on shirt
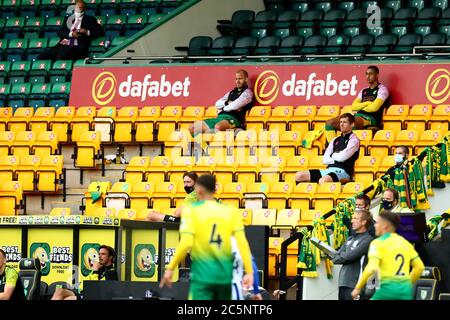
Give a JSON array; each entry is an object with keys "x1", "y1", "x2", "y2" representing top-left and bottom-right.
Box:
[{"x1": 210, "y1": 224, "x2": 222, "y2": 247}]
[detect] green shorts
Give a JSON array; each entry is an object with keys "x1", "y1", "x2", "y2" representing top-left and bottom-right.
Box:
[
  {"x1": 371, "y1": 281, "x2": 413, "y2": 300},
  {"x1": 204, "y1": 114, "x2": 240, "y2": 129},
  {"x1": 355, "y1": 113, "x2": 377, "y2": 127},
  {"x1": 188, "y1": 281, "x2": 231, "y2": 300}
]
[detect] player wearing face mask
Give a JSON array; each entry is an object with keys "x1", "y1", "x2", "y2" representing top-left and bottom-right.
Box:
[{"x1": 380, "y1": 188, "x2": 412, "y2": 213}]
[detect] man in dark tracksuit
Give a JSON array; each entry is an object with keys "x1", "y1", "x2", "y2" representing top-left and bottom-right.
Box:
[{"x1": 333, "y1": 209, "x2": 374, "y2": 300}]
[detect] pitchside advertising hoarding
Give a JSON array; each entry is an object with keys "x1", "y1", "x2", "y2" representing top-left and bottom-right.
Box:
[{"x1": 69, "y1": 64, "x2": 450, "y2": 108}]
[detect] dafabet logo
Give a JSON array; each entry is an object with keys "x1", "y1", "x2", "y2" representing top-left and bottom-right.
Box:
[
  {"x1": 254, "y1": 70, "x2": 280, "y2": 105},
  {"x1": 426, "y1": 68, "x2": 450, "y2": 104},
  {"x1": 92, "y1": 72, "x2": 117, "y2": 106}
]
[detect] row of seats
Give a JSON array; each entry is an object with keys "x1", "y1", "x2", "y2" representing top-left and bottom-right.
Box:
[
  {"x1": 0, "y1": 131, "x2": 59, "y2": 157},
  {"x1": 0, "y1": 83, "x2": 71, "y2": 108},
  {"x1": 0, "y1": 0, "x2": 186, "y2": 19},
  {"x1": 0, "y1": 60, "x2": 73, "y2": 84}
]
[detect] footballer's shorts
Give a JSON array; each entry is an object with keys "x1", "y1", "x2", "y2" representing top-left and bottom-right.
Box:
[
  {"x1": 188, "y1": 281, "x2": 232, "y2": 300},
  {"x1": 204, "y1": 114, "x2": 240, "y2": 129},
  {"x1": 371, "y1": 282, "x2": 413, "y2": 300},
  {"x1": 354, "y1": 112, "x2": 377, "y2": 127},
  {"x1": 308, "y1": 167, "x2": 351, "y2": 183}
]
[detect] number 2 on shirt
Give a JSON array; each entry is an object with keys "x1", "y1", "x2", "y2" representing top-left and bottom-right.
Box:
[
  {"x1": 395, "y1": 254, "x2": 405, "y2": 276},
  {"x1": 209, "y1": 223, "x2": 223, "y2": 247}
]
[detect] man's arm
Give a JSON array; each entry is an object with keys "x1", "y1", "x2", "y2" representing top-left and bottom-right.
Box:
[
  {"x1": 332, "y1": 235, "x2": 372, "y2": 264},
  {"x1": 166, "y1": 233, "x2": 193, "y2": 270},
  {"x1": 351, "y1": 97, "x2": 372, "y2": 111},
  {"x1": 86, "y1": 16, "x2": 104, "y2": 38},
  {"x1": 355, "y1": 256, "x2": 380, "y2": 290},
  {"x1": 223, "y1": 89, "x2": 253, "y2": 112},
  {"x1": 0, "y1": 285, "x2": 15, "y2": 300},
  {"x1": 410, "y1": 256, "x2": 425, "y2": 283},
  {"x1": 215, "y1": 92, "x2": 229, "y2": 110},
  {"x1": 359, "y1": 86, "x2": 389, "y2": 113},
  {"x1": 322, "y1": 139, "x2": 335, "y2": 165},
  {"x1": 0, "y1": 269, "x2": 18, "y2": 300},
  {"x1": 58, "y1": 17, "x2": 70, "y2": 39},
  {"x1": 331, "y1": 134, "x2": 360, "y2": 162}
]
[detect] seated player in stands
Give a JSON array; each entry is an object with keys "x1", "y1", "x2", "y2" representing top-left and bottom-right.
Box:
[
  {"x1": 52, "y1": 245, "x2": 118, "y2": 300},
  {"x1": 325, "y1": 66, "x2": 389, "y2": 137},
  {"x1": 352, "y1": 211, "x2": 425, "y2": 300},
  {"x1": 295, "y1": 113, "x2": 360, "y2": 185},
  {"x1": 386, "y1": 146, "x2": 410, "y2": 179},
  {"x1": 380, "y1": 188, "x2": 412, "y2": 214},
  {"x1": 189, "y1": 69, "x2": 253, "y2": 136},
  {"x1": 38, "y1": 0, "x2": 104, "y2": 61},
  {"x1": 0, "y1": 249, "x2": 25, "y2": 300},
  {"x1": 146, "y1": 172, "x2": 198, "y2": 223}
]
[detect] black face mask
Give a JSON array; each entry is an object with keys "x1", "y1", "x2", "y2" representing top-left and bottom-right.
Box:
[
  {"x1": 381, "y1": 199, "x2": 394, "y2": 210},
  {"x1": 184, "y1": 186, "x2": 194, "y2": 194}
]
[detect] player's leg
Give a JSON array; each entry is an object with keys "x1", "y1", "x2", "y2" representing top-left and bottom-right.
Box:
[
  {"x1": 214, "y1": 120, "x2": 235, "y2": 132},
  {"x1": 318, "y1": 168, "x2": 350, "y2": 184},
  {"x1": 354, "y1": 113, "x2": 376, "y2": 130},
  {"x1": 295, "y1": 169, "x2": 323, "y2": 184},
  {"x1": 51, "y1": 288, "x2": 77, "y2": 300},
  {"x1": 189, "y1": 120, "x2": 210, "y2": 136},
  {"x1": 215, "y1": 284, "x2": 232, "y2": 300},
  {"x1": 188, "y1": 281, "x2": 215, "y2": 300}
]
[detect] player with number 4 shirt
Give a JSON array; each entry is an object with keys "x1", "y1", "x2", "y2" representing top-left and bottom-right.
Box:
[
  {"x1": 160, "y1": 174, "x2": 254, "y2": 300},
  {"x1": 352, "y1": 211, "x2": 425, "y2": 300}
]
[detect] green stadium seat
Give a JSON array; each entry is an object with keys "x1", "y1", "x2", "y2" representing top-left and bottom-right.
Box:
[
  {"x1": 26, "y1": 38, "x2": 49, "y2": 61},
  {"x1": 124, "y1": 14, "x2": 147, "y2": 37},
  {"x1": 296, "y1": 27, "x2": 314, "y2": 38},
  {"x1": 98, "y1": 0, "x2": 118, "y2": 16},
  {"x1": 380, "y1": 8, "x2": 394, "y2": 22},
  {"x1": 344, "y1": 9, "x2": 366, "y2": 28},
  {"x1": 208, "y1": 36, "x2": 234, "y2": 55},
  {"x1": 299, "y1": 35, "x2": 327, "y2": 54},
  {"x1": 392, "y1": 7, "x2": 418, "y2": 24},
  {"x1": 423, "y1": 32, "x2": 447, "y2": 46},
  {"x1": 395, "y1": 33, "x2": 422, "y2": 53},
  {"x1": 185, "y1": 36, "x2": 212, "y2": 56},
  {"x1": 139, "y1": 0, "x2": 160, "y2": 16},
  {"x1": 160, "y1": 0, "x2": 182, "y2": 14},
  {"x1": 338, "y1": 1, "x2": 354, "y2": 13},
  {"x1": 315, "y1": 1, "x2": 331, "y2": 13},
  {"x1": 415, "y1": 25, "x2": 432, "y2": 37},
  {"x1": 0, "y1": 61, "x2": 11, "y2": 84},
  {"x1": 347, "y1": 34, "x2": 374, "y2": 54},
  {"x1": 23, "y1": 17, "x2": 45, "y2": 39},
  {"x1": 230, "y1": 36, "x2": 257, "y2": 55},
  {"x1": 439, "y1": 24, "x2": 450, "y2": 37},
  {"x1": 292, "y1": 0, "x2": 309, "y2": 13},
  {"x1": 3, "y1": 17, "x2": 25, "y2": 39},
  {"x1": 8, "y1": 83, "x2": 31, "y2": 109},
  {"x1": 105, "y1": 15, "x2": 125, "y2": 38},
  {"x1": 251, "y1": 11, "x2": 276, "y2": 40},
  {"x1": 415, "y1": 8, "x2": 442, "y2": 28},
  {"x1": 49, "y1": 60, "x2": 72, "y2": 83},
  {"x1": 361, "y1": 1, "x2": 378, "y2": 9},
  {"x1": 274, "y1": 26, "x2": 291, "y2": 38},
  {"x1": 48, "y1": 37, "x2": 60, "y2": 48},
  {"x1": 265, "y1": 0, "x2": 284, "y2": 12},
  {"x1": 9, "y1": 61, "x2": 31, "y2": 84},
  {"x1": 251, "y1": 26, "x2": 268, "y2": 39},
  {"x1": 253, "y1": 35, "x2": 281, "y2": 55},
  {"x1": 43, "y1": 17, "x2": 64, "y2": 38},
  {"x1": 320, "y1": 27, "x2": 337, "y2": 38},
  {"x1": 296, "y1": 9, "x2": 323, "y2": 29},
  {"x1": 148, "y1": 13, "x2": 165, "y2": 24},
  {"x1": 324, "y1": 34, "x2": 350, "y2": 54},
  {"x1": 110, "y1": 36, "x2": 128, "y2": 48},
  {"x1": 392, "y1": 25, "x2": 409, "y2": 37},
  {"x1": 217, "y1": 9, "x2": 255, "y2": 37},
  {"x1": 1, "y1": 0, "x2": 18, "y2": 18},
  {"x1": 320, "y1": 9, "x2": 346, "y2": 28},
  {"x1": 0, "y1": 18, "x2": 5, "y2": 30},
  {"x1": 48, "y1": 82, "x2": 70, "y2": 108},
  {"x1": 29, "y1": 83, "x2": 51, "y2": 108},
  {"x1": 119, "y1": 0, "x2": 141, "y2": 16},
  {"x1": 40, "y1": 0, "x2": 62, "y2": 18},
  {"x1": 0, "y1": 39, "x2": 8, "y2": 61},
  {"x1": 95, "y1": 15, "x2": 106, "y2": 26},
  {"x1": 385, "y1": 0, "x2": 402, "y2": 12},
  {"x1": 367, "y1": 24, "x2": 385, "y2": 37},
  {"x1": 275, "y1": 10, "x2": 300, "y2": 31},
  {"x1": 28, "y1": 60, "x2": 51, "y2": 84},
  {"x1": 0, "y1": 84, "x2": 10, "y2": 107},
  {"x1": 343, "y1": 26, "x2": 360, "y2": 37},
  {"x1": 6, "y1": 38, "x2": 29, "y2": 62},
  {"x1": 20, "y1": 0, "x2": 41, "y2": 18},
  {"x1": 433, "y1": 0, "x2": 448, "y2": 10},
  {"x1": 371, "y1": 34, "x2": 398, "y2": 53},
  {"x1": 277, "y1": 35, "x2": 303, "y2": 55},
  {"x1": 88, "y1": 37, "x2": 107, "y2": 56},
  {"x1": 408, "y1": 0, "x2": 425, "y2": 11}
]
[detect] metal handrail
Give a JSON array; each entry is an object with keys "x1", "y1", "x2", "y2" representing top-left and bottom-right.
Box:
[{"x1": 413, "y1": 45, "x2": 450, "y2": 54}]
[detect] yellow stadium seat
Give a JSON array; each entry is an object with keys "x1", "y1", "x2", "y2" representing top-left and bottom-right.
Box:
[
  {"x1": 246, "y1": 106, "x2": 271, "y2": 131},
  {"x1": 0, "y1": 155, "x2": 19, "y2": 182},
  {"x1": 235, "y1": 155, "x2": 261, "y2": 185},
  {"x1": 124, "y1": 156, "x2": 150, "y2": 184},
  {"x1": 382, "y1": 104, "x2": 409, "y2": 132},
  {"x1": 178, "y1": 106, "x2": 205, "y2": 130},
  {"x1": 246, "y1": 182, "x2": 269, "y2": 194},
  {"x1": 168, "y1": 156, "x2": 195, "y2": 182},
  {"x1": 0, "y1": 131, "x2": 15, "y2": 156},
  {"x1": 37, "y1": 155, "x2": 63, "y2": 192},
  {"x1": 282, "y1": 155, "x2": 309, "y2": 183},
  {"x1": 289, "y1": 182, "x2": 317, "y2": 212},
  {"x1": 49, "y1": 207, "x2": 71, "y2": 216},
  {"x1": 257, "y1": 130, "x2": 278, "y2": 158},
  {"x1": 75, "y1": 131, "x2": 101, "y2": 168},
  {"x1": 354, "y1": 155, "x2": 380, "y2": 187},
  {"x1": 376, "y1": 155, "x2": 396, "y2": 179},
  {"x1": 289, "y1": 105, "x2": 316, "y2": 132},
  {"x1": 260, "y1": 155, "x2": 285, "y2": 183},
  {"x1": 71, "y1": 106, "x2": 96, "y2": 142},
  {"x1": 313, "y1": 182, "x2": 341, "y2": 213},
  {"x1": 235, "y1": 130, "x2": 258, "y2": 158},
  {"x1": 308, "y1": 155, "x2": 326, "y2": 170},
  {"x1": 312, "y1": 105, "x2": 340, "y2": 130},
  {"x1": 394, "y1": 130, "x2": 418, "y2": 155},
  {"x1": 146, "y1": 156, "x2": 171, "y2": 183},
  {"x1": 214, "y1": 155, "x2": 237, "y2": 185},
  {"x1": 287, "y1": 240, "x2": 299, "y2": 276},
  {"x1": 29, "y1": 107, "x2": 55, "y2": 135},
  {"x1": 267, "y1": 181, "x2": 293, "y2": 210},
  {"x1": 240, "y1": 208, "x2": 253, "y2": 226},
  {"x1": 106, "y1": 182, "x2": 132, "y2": 211},
  {"x1": 405, "y1": 104, "x2": 432, "y2": 133},
  {"x1": 93, "y1": 106, "x2": 116, "y2": 142},
  {"x1": 91, "y1": 207, "x2": 117, "y2": 218},
  {"x1": 114, "y1": 106, "x2": 138, "y2": 143},
  {"x1": 276, "y1": 131, "x2": 302, "y2": 159},
  {"x1": 204, "y1": 106, "x2": 218, "y2": 119},
  {"x1": 428, "y1": 104, "x2": 450, "y2": 132},
  {"x1": 353, "y1": 130, "x2": 373, "y2": 155},
  {"x1": 267, "y1": 106, "x2": 294, "y2": 132},
  {"x1": 8, "y1": 107, "x2": 34, "y2": 133},
  {"x1": 118, "y1": 208, "x2": 137, "y2": 220},
  {"x1": 340, "y1": 105, "x2": 353, "y2": 115},
  {"x1": 0, "y1": 181, "x2": 22, "y2": 215},
  {"x1": 338, "y1": 182, "x2": 365, "y2": 202},
  {"x1": 299, "y1": 209, "x2": 322, "y2": 226},
  {"x1": 33, "y1": 131, "x2": 59, "y2": 158},
  {"x1": 82, "y1": 181, "x2": 111, "y2": 216},
  {"x1": 368, "y1": 130, "x2": 395, "y2": 157},
  {"x1": 0, "y1": 107, "x2": 13, "y2": 131},
  {"x1": 214, "y1": 182, "x2": 223, "y2": 198},
  {"x1": 268, "y1": 237, "x2": 282, "y2": 276},
  {"x1": 252, "y1": 208, "x2": 277, "y2": 226},
  {"x1": 274, "y1": 209, "x2": 300, "y2": 229},
  {"x1": 136, "y1": 208, "x2": 150, "y2": 220},
  {"x1": 415, "y1": 130, "x2": 445, "y2": 154},
  {"x1": 195, "y1": 156, "x2": 216, "y2": 176},
  {"x1": 157, "y1": 106, "x2": 182, "y2": 142},
  {"x1": 165, "y1": 129, "x2": 193, "y2": 157},
  {"x1": 130, "y1": 182, "x2": 153, "y2": 212},
  {"x1": 207, "y1": 131, "x2": 234, "y2": 158},
  {"x1": 11, "y1": 131, "x2": 36, "y2": 157},
  {"x1": 49, "y1": 106, "x2": 74, "y2": 142},
  {"x1": 16, "y1": 155, "x2": 40, "y2": 191},
  {"x1": 219, "y1": 182, "x2": 246, "y2": 207},
  {"x1": 151, "y1": 181, "x2": 177, "y2": 210},
  {"x1": 135, "y1": 106, "x2": 160, "y2": 142}
]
